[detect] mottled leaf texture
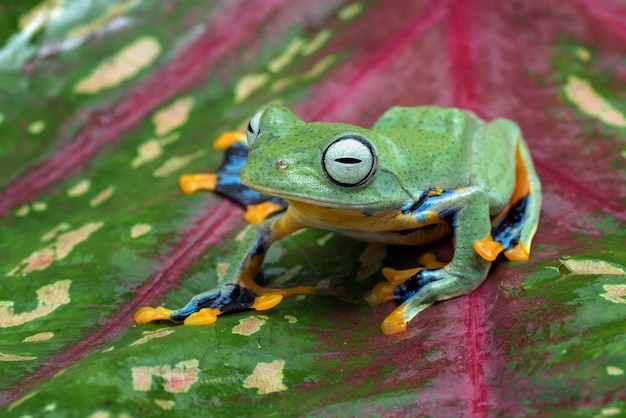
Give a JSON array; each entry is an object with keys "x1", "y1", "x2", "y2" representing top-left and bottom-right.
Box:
[{"x1": 1, "y1": 1, "x2": 625, "y2": 417}]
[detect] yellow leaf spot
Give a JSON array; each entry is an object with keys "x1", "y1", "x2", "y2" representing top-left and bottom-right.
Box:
[
  {"x1": 7, "y1": 391, "x2": 38, "y2": 412},
  {"x1": 32, "y1": 201, "x2": 47, "y2": 212},
  {"x1": 19, "y1": 0, "x2": 57, "y2": 32},
  {"x1": 102, "y1": 346, "x2": 114, "y2": 353},
  {"x1": 268, "y1": 37, "x2": 304, "y2": 73},
  {"x1": 232, "y1": 316, "x2": 266, "y2": 336},
  {"x1": 216, "y1": 262, "x2": 230, "y2": 280},
  {"x1": 44, "y1": 403, "x2": 56, "y2": 411},
  {"x1": 74, "y1": 36, "x2": 161, "y2": 94},
  {"x1": 131, "y1": 133, "x2": 180, "y2": 168},
  {"x1": 316, "y1": 232, "x2": 334, "y2": 246},
  {"x1": 130, "y1": 329, "x2": 174, "y2": 346},
  {"x1": 23, "y1": 332, "x2": 54, "y2": 342},
  {"x1": 560, "y1": 259, "x2": 626, "y2": 276},
  {"x1": 235, "y1": 73, "x2": 269, "y2": 103},
  {"x1": 90, "y1": 186, "x2": 115, "y2": 207},
  {"x1": 338, "y1": 2, "x2": 364, "y2": 21},
  {"x1": 153, "y1": 151, "x2": 204, "y2": 177},
  {"x1": 268, "y1": 265, "x2": 302, "y2": 288},
  {"x1": 602, "y1": 407, "x2": 622, "y2": 416},
  {"x1": 0, "y1": 352, "x2": 37, "y2": 361},
  {"x1": 575, "y1": 47, "x2": 591, "y2": 62},
  {"x1": 67, "y1": 179, "x2": 91, "y2": 197},
  {"x1": 41, "y1": 223, "x2": 71, "y2": 242},
  {"x1": 87, "y1": 411, "x2": 111, "y2": 418},
  {"x1": 284, "y1": 315, "x2": 297, "y2": 324},
  {"x1": 243, "y1": 360, "x2": 288, "y2": 394},
  {"x1": 301, "y1": 29, "x2": 333, "y2": 56},
  {"x1": 16, "y1": 205, "x2": 30, "y2": 217},
  {"x1": 271, "y1": 76, "x2": 295, "y2": 92},
  {"x1": 607, "y1": 366, "x2": 624, "y2": 376},
  {"x1": 155, "y1": 399, "x2": 175, "y2": 410},
  {"x1": 68, "y1": 2, "x2": 136, "y2": 39},
  {"x1": 0, "y1": 280, "x2": 71, "y2": 328},
  {"x1": 132, "y1": 359, "x2": 199, "y2": 393},
  {"x1": 563, "y1": 75, "x2": 626, "y2": 128},
  {"x1": 0, "y1": 113, "x2": 4, "y2": 125},
  {"x1": 600, "y1": 284, "x2": 626, "y2": 305},
  {"x1": 236, "y1": 224, "x2": 253, "y2": 242},
  {"x1": 317, "y1": 279, "x2": 331, "y2": 289},
  {"x1": 357, "y1": 243, "x2": 387, "y2": 282},
  {"x1": 152, "y1": 96, "x2": 195, "y2": 136},
  {"x1": 303, "y1": 55, "x2": 336, "y2": 79},
  {"x1": 8, "y1": 222, "x2": 103, "y2": 276},
  {"x1": 27, "y1": 120, "x2": 45, "y2": 134},
  {"x1": 130, "y1": 223, "x2": 152, "y2": 239}
]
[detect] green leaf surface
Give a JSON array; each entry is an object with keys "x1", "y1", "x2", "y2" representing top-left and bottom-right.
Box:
[{"x1": 1, "y1": 0, "x2": 625, "y2": 416}]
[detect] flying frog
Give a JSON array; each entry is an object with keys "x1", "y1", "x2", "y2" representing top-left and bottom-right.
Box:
[{"x1": 134, "y1": 105, "x2": 541, "y2": 334}]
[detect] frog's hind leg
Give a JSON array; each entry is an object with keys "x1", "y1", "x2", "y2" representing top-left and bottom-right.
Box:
[
  {"x1": 480, "y1": 141, "x2": 542, "y2": 262},
  {"x1": 134, "y1": 211, "x2": 318, "y2": 326}
]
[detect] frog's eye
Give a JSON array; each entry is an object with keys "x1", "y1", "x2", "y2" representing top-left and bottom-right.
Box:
[
  {"x1": 246, "y1": 110, "x2": 263, "y2": 146},
  {"x1": 322, "y1": 136, "x2": 377, "y2": 187}
]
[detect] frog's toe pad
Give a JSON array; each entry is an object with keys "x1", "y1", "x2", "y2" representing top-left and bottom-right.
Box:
[
  {"x1": 244, "y1": 202, "x2": 286, "y2": 224},
  {"x1": 364, "y1": 282, "x2": 396, "y2": 306},
  {"x1": 213, "y1": 131, "x2": 246, "y2": 150},
  {"x1": 134, "y1": 306, "x2": 176, "y2": 324},
  {"x1": 418, "y1": 253, "x2": 447, "y2": 270},
  {"x1": 252, "y1": 294, "x2": 283, "y2": 311},
  {"x1": 381, "y1": 307, "x2": 408, "y2": 335},
  {"x1": 504, "y1": 243, "x2": 530, "y2": 261},
  {"x1": 179, "y1": 174, "x2": 217, "y2": 194},
  {"x1": 183, "y1": 308, "x2": 221, "y2": 325},
  {"x1": 381, "y1": 267, "x2": 424, "y2": 285},
  {"x1": 474, "y1": 235, "x2": 504, "y2": 261}
]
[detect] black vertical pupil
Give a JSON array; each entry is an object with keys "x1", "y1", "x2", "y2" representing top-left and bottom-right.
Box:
[{"x1": 247, "y1": 123, "x2": 254, "y2": 133}]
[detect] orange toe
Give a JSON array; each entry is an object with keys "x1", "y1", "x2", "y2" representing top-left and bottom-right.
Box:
[
  {"x1": 504, "y1": 243, "x2": 530, "y2": 261},
  {"x1": 252, "y1": 294, "x2": 283, "y2": 311},
  {"x1": 381, "y1": 267, "x2": 423, "y2": 285},
  {"x1": 179, "y1": 174, "x2": 217, "y2": 194},
  {"x1": 381, "y1": 307, "x2": 408, "y2": 335},
  {"x1": 473, "y1": 235, "x2": 504, "y2": 261},
  {"x1": 134, "y1": 306, "x2": 174, "y2": 324},
  {"x1": 364, "y1": 282, "x2": 396, "y2": 306},
  {"x1": 183, "y1": 308, "x2": 220, "y2": 325}
]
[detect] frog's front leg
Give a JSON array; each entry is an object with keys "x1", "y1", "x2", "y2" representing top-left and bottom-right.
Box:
[
  {"x1": 366, "y1": 188, "x2": 493, "y2": 335},
  {"x1": 134, "y1": 211, "x2": 317, "y2": 325}
]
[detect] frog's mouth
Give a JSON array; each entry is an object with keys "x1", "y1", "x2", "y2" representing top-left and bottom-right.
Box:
[{"x1": 244, "y1": 183, "x2": 383, "y2": 209}]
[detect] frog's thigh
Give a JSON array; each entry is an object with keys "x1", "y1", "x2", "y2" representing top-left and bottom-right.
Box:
[{"x1": 470, "y1": 119, "x2": 520, "y2": 211}]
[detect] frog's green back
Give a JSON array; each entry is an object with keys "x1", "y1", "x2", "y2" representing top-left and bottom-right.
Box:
[{"x1": 371, "y1": 106, "x2": 480, "y2": 191}]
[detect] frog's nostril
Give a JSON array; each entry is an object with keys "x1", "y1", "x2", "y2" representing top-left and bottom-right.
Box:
[{"x1": 275, "y1": 159, "x2": 289, "y2": 170}]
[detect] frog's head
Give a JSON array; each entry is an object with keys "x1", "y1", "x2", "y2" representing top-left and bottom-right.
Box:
[{"x1": 240, "y1": 105, "x2": 409, "y2": 210}]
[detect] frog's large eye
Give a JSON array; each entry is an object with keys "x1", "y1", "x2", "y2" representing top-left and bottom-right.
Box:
[
  {"x1": 322, "y1": 136, "x2": 377, "y2": 187},
  {"x1": 246, "y1": 110, "x2": 263, "y2": 146}
]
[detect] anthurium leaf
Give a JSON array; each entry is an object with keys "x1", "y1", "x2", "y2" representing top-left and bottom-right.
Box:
[{"x1": 1, "y1": 0, "x2": 625, "y2": 416}]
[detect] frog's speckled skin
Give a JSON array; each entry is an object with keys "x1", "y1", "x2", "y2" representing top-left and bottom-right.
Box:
[{"x1": 135, "y1": 105, "x2": 541, "y2": 335}]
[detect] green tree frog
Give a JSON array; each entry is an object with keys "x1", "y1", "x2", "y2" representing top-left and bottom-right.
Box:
[{"x1": 135, "y1": 105, "x2": 541, "y2": 335}]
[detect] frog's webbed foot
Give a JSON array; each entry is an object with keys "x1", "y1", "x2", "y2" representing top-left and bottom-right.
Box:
[
  {"x1": 365, "y1": 250, "x2": 488, "y2": 335},
  {"x1": 134, "y1": 284, "x2": 300, "y2": 326},
  {"x1": 178, "y1": 132, "x2": 287, "y2": 224},
  {"x1": 366, "y1": 268, "x2": 467, "y2": 335},
  {"x1": 364, "y1": 253, "x2": 445, "y2": 306}
]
